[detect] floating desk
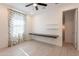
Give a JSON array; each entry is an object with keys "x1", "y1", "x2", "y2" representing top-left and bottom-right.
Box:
[{"x1": 29, "y1": 33, "x2": 59, "y2": 38}]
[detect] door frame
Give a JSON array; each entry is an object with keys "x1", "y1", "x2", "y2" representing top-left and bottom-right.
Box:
[{"x1": 62, "y1": 8, "x2": 78, "y2": 49}]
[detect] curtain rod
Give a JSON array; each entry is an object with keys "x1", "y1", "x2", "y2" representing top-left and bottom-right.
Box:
[{"x1": 9, "y1": 8, "x2": 26, "y2": 16}]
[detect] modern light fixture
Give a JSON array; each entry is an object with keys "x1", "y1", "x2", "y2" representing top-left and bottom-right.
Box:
[
  {"x1": 25, "y1": 3, "x2": 47, "y2": 10},
  {"x1": 33, "y1": 3, "x2": 37, "y2": 6}
]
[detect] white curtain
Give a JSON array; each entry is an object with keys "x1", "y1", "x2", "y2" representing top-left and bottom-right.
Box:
[{"x1": 9, "y1": 9, "x2": 25, "y2": 46}]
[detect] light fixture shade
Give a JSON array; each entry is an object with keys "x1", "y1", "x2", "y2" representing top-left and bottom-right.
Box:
[{"x1": 33, "y1": 3, "x2": 37, "y2": 6}]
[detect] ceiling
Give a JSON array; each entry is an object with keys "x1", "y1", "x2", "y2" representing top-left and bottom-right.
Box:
[
  {"x1": 1, "y1": 3, "x2": 74, "y2": 15},
  {"x1": 1, "y1": 3, "x2": 62, "y2": 15}
]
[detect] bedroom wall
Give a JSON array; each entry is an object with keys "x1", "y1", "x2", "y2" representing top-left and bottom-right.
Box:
[
  {"x1": 26, "y1": 15, "x2": 33, "y2": 40},
  {"x1": 32, "y1": 5, "x2": 63, "y2": 47},
  {"x1": 0, "y1": 5, "x2": 9, "y2": 48}
]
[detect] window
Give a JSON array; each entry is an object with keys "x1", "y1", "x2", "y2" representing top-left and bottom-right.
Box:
[
  {"x1": 10, "y1": 13, "x2": 25, "y2": 38},
  {"x1": 9, "y1": 9, "x2": 25, "y2": 42}
]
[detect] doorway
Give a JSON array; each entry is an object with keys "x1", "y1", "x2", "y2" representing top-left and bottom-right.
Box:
[{"x1": 62, "y1": 9, "x2": 78, "y2": 49}]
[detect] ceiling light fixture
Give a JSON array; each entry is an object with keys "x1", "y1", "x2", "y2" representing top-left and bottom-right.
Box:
[
  {"x1": 33, "y1": 3, "x2": 37, "y2": 6},
  {"x1": 25, "y1": 3, "x2": 47, "y2": 10}
]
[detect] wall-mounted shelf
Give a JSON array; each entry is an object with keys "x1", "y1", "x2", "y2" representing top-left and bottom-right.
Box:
[
  {"x1": 29, "y1": 33, "x2": 59, "y2": 38},
  {"x1": 45, "y1": 24, "x2": 58, "y2": 30}
]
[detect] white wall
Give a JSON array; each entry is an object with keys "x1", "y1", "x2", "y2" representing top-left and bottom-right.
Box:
[
  {"x1": 26, "y1": 15, "x2": 33, "y2": 40},
  {"x1": 32, "y1": 5, "x2": 63, "y2": 47},
  {"x1": 0, "y1": 5, "x2": 9, "y2": 49}
]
